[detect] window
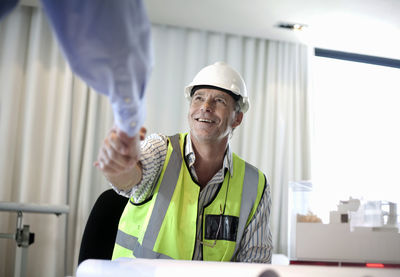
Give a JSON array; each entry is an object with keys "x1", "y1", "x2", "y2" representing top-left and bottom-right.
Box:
[{"x1": 311, "y1": 49, "x2": 400, "y2": 222}]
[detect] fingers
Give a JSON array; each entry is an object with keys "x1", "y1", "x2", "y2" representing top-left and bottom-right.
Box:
[
  {"x1": 115, "y1": 128, "x2": 145, "y2": 160},
  {"x1": 106, "y1": 135, "x2": 134, "y2": 159},
  {"x1": 95, "y1": 126, "x2": 147, "y2": 177},
  {"x1": 139, "y1": 127, "x2": 147, "y2": 140},
  {"x1": 102, "y1": 142, "x2": 130, "y2": 168},
  {"x1": 109, "y1": 130, "x2": 131, "y2": 155}
]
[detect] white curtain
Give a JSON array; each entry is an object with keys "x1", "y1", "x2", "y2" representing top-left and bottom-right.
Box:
[
  {"x1": 0, "y1": 7, "x2": 113, "y2": 277},
  {"x1": 0, "y1": 6, "x2": 310, "y2": 277}
]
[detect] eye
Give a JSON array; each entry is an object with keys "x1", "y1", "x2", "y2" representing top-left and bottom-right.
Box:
[
  {"x1": 193, "y1": 95, "x2": 204, "y2": 101},
  {"x1": 215, "y1": 98, "x2": 226, "y2": 105}
]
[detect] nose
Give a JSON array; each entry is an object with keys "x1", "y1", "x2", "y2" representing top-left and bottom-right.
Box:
[{"x1": 200, "y1": 99, "x2": 213, "y2": 112}]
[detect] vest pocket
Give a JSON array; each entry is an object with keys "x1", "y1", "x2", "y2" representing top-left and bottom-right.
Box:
[{"x1": 204, "y1": 215, "x2": 239, "y2": 242}]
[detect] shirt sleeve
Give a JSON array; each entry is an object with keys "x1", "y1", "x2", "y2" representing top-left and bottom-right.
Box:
[
  {"x1": 234, "y1": 182, "x2": 273, "y2": 263},
  {"x1": 40, "y1": 0, "x2": 153, "y2": 137},
  {"x1": 0, "y1": 0, "x2": 18, "y2": 21},
  {"x1": 111, "y1": 133, "x2": 168, "y2": 203}
]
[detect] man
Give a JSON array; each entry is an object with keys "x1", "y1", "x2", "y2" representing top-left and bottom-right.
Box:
[{"x1": 96, "y1": 62, "x2": 272, "y2": 263}]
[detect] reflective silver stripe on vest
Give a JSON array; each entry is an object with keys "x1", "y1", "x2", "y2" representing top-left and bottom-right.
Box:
[
  {"x1": 116, "y1": 230, "x2": 173, "y2": 259},
  {"x1": 116, "y1": 229, "x2": 138, "y2": 250},
  {"x1": 133, "y1": 240, "x2": 173, "y2": 259},
  {"x1": 233, "y1": 162, "x2": 260, "y2": 257},
  {"x1": 134, "y1": 134, "x2": 182, "y2": 259}
]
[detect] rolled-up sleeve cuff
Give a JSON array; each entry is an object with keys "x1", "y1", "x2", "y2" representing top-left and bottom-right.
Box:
[{"x1": 109, "y1": 183, "x2": 133, "y2": 198}]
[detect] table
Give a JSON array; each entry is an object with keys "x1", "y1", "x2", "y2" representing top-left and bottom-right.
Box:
[{"x1": 76, "y1": 258, "x2": 400, "y2": 277}]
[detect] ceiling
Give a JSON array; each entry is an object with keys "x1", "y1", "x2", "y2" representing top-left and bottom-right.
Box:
[
  {"x1": 21, "y1": 0, "x2": 400, "y2": 60},
  {"x1": 145, "y1": 0, "x2": 400, "y2": 60}
]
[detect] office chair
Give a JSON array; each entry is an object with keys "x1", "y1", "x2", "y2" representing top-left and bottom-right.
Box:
[{"x1": 78, "y1": 189, "x2": 128, "y2": 265}]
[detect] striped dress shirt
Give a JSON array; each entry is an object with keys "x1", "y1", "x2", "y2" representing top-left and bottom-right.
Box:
[{"x1": 112, "y1": 133, "x2": 273, "y2": 263}]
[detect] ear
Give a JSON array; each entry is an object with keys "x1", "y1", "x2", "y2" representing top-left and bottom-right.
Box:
[{"x1": 232, "y1": 112, "x2": 243, "y2": 128}]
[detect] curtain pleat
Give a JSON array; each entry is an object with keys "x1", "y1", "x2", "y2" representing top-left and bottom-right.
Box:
[{"x1": 0, "y1": 7, "x2": 310, "y2": 276}]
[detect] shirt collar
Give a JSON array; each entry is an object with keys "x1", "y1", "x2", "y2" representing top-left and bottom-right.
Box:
[{"x1": 185, "y1": 133, "x2": 234, "y2": 176}]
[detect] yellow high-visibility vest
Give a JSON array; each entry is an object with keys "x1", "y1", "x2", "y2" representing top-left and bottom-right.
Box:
[{"x1": 112, "y1": 133, "x2": 266, "y2": 261}]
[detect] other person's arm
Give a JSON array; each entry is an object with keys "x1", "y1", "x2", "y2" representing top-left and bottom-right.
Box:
[{"x1": 40, "y1": 0, "x2": 153, "y2": 137}]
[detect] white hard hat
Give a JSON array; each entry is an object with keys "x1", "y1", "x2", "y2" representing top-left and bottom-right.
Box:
[{"x1": 184, "y1": 62, "x2": 250, "y2": 113}]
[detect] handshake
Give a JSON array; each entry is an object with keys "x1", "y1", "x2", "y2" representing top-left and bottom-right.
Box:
[{"x1": 94, "y1": 126, "x2": 147, "y2": 191}]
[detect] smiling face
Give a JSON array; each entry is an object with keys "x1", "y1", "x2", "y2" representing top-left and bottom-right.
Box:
[{"x1": 188, "y1": 88, "x2": 243, "y2": 144}]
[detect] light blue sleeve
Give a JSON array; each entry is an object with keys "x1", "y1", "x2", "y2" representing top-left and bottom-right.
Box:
[
  {"x1": 40, "y1": 0, "x2": 153, "y2": 137},
  {"x1": 0, "y1": 0, "x2": 18, "y2": 20}
]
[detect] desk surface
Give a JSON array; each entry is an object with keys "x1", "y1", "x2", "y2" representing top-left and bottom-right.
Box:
[{"x1": 76, "y1": 258, "x2": 400, "y2": 277}]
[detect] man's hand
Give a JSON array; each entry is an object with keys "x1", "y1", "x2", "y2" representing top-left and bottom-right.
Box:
[{"x1": 94, "y1": 126, "x2": 147, "y2": 191}]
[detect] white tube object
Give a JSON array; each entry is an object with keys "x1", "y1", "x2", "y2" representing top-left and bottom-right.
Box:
[{"x1": 0, "y1": 202, "x2": 69, "y2": 215}]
